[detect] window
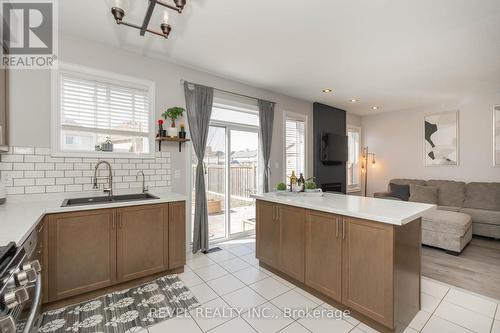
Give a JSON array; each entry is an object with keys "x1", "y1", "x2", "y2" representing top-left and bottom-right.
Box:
[
  {"x1": 52, "y1": 63, "x2": 155, "y2": 157},
  {"x1": 284, "y1": 112, "x2": 307, "y2": 179},
  {"x1": 347, "y1": 126, "x2": 361, "y2": 192}
]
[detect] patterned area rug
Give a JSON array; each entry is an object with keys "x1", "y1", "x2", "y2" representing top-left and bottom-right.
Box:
[{"x1": 38, "y1": 274, "x2": 199, "y2": 333}]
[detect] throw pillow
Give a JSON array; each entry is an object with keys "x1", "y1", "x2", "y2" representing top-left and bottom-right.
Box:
[
  {"x1": 409, "y1": 184, "x2": 438, "y2": 204},
  {"x1": 389, "y1": 183, "x2": 410, "y2": 201}
]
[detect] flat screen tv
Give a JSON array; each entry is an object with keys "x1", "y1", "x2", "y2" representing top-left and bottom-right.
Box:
[{"x1": 320, "y1": 132, "x2": 348, "y2": 162}]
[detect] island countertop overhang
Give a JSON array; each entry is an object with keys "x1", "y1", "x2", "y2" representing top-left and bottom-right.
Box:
[{"x1": 253, "y1": 192, "x2": 436, "y2": 226}]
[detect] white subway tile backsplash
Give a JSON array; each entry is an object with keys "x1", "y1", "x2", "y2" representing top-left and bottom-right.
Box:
[
  {"x1": 13, "y1": 163, "x2": 35, "y2": 171},
  {"x1": 0, "y1": 146, "x2": 174, "y2": 195},
  {"x1": 65, "y1": 170, "x2": 82, "y2": 177},
  {"x1": 36, "y1": 178, "x2": 55, "y2": 186},
  {"x1": 56, "y1": 178, "x2": 74, "y2": 185},
  {"x1": 25, "y1": 186, "x2": 45, "y2": 194},
  {"x1": 1, "y1": 154, "x2": 23, "y2": 163},
  {"x1": 13, "y1": 147, "x2": 34, "y2": 155},
  {"x1": 65, "y1": 184, "x2": 83, "y2": 192},
  {"x1": 45, "y1": 170, "x2": 65, "y2": 178},
  {"x1": 35, "y1": 163, "x2": 55, "y2": 171},
  {"x1": 46, "y1": 185, "x2": 65, "y2": 193},
  {"x1": 45, "y1": 156, "x2": 64, "y2": 163},
  {"x1": 65, "y1": 157, "x2": 82, "y2": 163},
  {"x1": 6, "y1": 187, "x2": 25, "y2": 195},
  {"x1": 14, "y1": 178, "x2": 35, "y2": 186},
  {"x1": 24, "y1": 155, "x2": 45, "y2": 163},
  {"x1": 35, "y1": 147, "x2": 51, "y2": 155},
  {"x1": 55, "y1": 163, "x2": 73, "y2": 170}
]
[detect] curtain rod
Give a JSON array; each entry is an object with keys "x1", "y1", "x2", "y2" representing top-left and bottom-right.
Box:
[{"x1": 180, "y1": 79, "x2": 276, "y2": 105}]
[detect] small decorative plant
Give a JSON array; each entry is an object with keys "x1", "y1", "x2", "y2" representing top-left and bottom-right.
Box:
[
  {"x1": 162, "y1": 107, "x2": 185, "y2": 128},
  {"x1": 276, "y1": 182, "x2": 287, "y2": 191},
  {"x1": 305, "y1": 181, "x2": 317, "y2": 190}
]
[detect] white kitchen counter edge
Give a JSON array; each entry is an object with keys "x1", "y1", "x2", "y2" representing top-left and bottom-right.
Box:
[
  {"x1": 253, "y1": 192, "x2": 436, "y2": 226},
  {"x1": 0, "y1": 189, "x2": 187, "y2": 246}
]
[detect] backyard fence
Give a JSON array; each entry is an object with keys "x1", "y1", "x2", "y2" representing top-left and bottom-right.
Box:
[{"x1": 193, "y1": 164, "x2": 257, "y2": 199}]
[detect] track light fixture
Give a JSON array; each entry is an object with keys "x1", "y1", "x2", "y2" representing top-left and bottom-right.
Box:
[{"x1": 111, "y1": 0, "x2": 187, "y2": 39}]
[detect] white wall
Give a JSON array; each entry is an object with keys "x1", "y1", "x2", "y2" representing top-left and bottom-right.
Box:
[
  {"x1": 6, "y1": 34, "x2": 313, "y2": 195},
  {"x1": 361, "y1": 93, "x2": 500, "y2": 196}
]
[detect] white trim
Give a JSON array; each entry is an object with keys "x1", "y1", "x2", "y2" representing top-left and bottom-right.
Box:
[
  {"x1": 346, "y1": 125, "x2": 361, "y2": 193},
  {"x1": 283, "y1": 111, "x2": 308, "y2": 181},
  {"x1": 51, "y1": 62, "x2": 156, "y2": 159}
]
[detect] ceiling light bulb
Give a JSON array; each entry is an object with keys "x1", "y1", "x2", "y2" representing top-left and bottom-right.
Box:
[
  {"x1": 322, "y1": 89, "x2": 333, "y2": 93},
  {"x1": 162, "y1": 11, "x2": 169, "y2": 24},
  {"x1": 371, "y1": 106, "x2": 379, "y2": 110},
  {"x1": 350, "y1": 99, "x2": 358, "y2": 103}
]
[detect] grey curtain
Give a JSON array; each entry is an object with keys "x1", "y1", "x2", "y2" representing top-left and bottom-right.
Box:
[
  {"x1": 184, "y1": 82, "x2": 214, "y2": 253},
  {"x1": 258, "y1": 99, "x2": 275, "y2": 193}
]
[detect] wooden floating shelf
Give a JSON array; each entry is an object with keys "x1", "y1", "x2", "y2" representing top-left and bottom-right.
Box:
[{"x1": 156, "y1": 137, "x2": 190, "y2": 152}]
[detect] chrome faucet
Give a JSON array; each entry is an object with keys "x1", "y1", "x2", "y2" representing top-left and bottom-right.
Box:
[
  {"x1": 136, "y1": 170, "x2": 148, "y2": 193},
  {"x1": 93, "y1": 161, "x2": 113, "y2": 197}
]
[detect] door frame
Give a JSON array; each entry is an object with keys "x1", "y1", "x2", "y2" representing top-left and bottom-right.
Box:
[{"x1": 208, "y1": 120, "x2": 260, "y2": 241}]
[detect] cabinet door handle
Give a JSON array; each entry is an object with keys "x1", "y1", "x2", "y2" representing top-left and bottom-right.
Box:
[
  {"x1": 276, "y1": 207, "x2": 279, "y2": 222},
  {"x1": 342, "y1": 219, "x2": 346, "y2": 240},
  {"x1": 336, "y1": 218, "x2": 339, "y2": 238},
  {"x1": 272, "y1": 206, "x2": 275, "y2": 221}
]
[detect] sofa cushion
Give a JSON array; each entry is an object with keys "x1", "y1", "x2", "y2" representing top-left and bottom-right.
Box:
[
  {"x1": 389, "y1": 183, "x2": 410, "y2": 201},
  {"x1": 409, "y1": 184, "x2": 438, "y2": 204},
  {"x1": 437, "y1": 206, "x2": 461, "y2": 212},
  {"x1": 426, "y1": 180, "x2": 466, "y2": 207},
  {"x1": 422, "y1": 210, "x2": 472, "y2": 236},
  {"x1": 460, "y1": 208, "x2": 500, "y2": 226},
  {"x1": 389, "y1": 179, "x2": 427, "y2": 187},
  {"x1": 464, "y1": 182, "x2": 500, "y2": 211}
]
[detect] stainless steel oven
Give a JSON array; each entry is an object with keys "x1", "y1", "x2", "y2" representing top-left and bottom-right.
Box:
[{"x1": 0, "y1": 230, "x2": 42, "y2": 333}]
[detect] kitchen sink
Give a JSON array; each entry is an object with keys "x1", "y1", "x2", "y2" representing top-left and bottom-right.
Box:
[{"x1": 61, "y1": 193, "x2": 160, "y2": 207}]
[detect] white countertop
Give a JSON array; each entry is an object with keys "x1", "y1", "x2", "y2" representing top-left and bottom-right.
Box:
[
  {"x1": 253, "y1": 192, "x2": 435, "y2": 226},
  {"x1": 0, "y1": 189, "x2": 187, "y2": 246}
]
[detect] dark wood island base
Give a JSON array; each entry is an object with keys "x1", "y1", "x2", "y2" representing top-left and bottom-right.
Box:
[{"x1": 256, "y1": 199, "x2": 422, "y2": 331}]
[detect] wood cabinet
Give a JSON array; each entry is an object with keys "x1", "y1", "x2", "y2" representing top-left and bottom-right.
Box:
[
  {"x1": 305, "y1": 211, "x2": 342, "y2": 302},
  {"x1": 278, "y1": 204, "x2": 305, "y2": 282},
  {"x1": 117, "y1": 204, "x2": 168, "y2": 282},
  {"x1": 341, "y1": 216, "x2": 394, "y2": 327},
  {"x1": 169, "y1": 201, "x2": 186, "y2": 269},
  {"x1": 256, "y1": 200, "x2": 279, "y2": 266},
  {"x1": 45, "y1": 201, "x2": 186, "y2": 303},
  {"x1": 256, "y1": 199, "x2": 421, "y2": 330},
  {"x1": 48, "y1": 209, "x2": 117, "y2": 301}
]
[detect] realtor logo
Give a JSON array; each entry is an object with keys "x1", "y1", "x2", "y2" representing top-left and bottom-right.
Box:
[{"x1": 1, "y1": 0, "x2": 58, "y2": 69}]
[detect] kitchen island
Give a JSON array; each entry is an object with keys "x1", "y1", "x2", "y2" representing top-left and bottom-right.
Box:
[{"x1": 254, "y1": 192, "x2": 435, "y2": 331}]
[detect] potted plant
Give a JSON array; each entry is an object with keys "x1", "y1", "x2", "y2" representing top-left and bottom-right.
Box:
[
  {"x1": 276, "y1": 182, "x2": 287, "y2": 193},
  {"x1": 305, "y1": 181, "x2": 317, "y2": 192},
  {"x1": 157, "y1": 119, "x2": 165, "y2": 137},
  {"x1": 179, "y1": 123, "x2": 186, "y2": 139},
  {"x1": 162, "y1": 106, "x2": 185, "y2": 137}
]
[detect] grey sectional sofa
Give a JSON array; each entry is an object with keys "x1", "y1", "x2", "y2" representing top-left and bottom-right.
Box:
[{"x1": 375, "y1": 179, "x2": 500, "y2": 253}]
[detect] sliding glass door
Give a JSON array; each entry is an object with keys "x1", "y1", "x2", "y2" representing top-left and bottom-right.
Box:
[{"x1": 192, "y1": 123, "x2": 259, "y2": 242}]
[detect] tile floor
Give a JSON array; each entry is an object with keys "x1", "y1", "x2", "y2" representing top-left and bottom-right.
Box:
[{"x1": 144, "y1": 237, "x2": 500, "y2": 333}]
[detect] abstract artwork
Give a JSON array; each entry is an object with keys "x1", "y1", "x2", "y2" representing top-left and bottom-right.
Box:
[
  {"x1": 424, "y1": 111, "x2": 459, "y2": 166},
  {"x1": 495, "y1": 106, "x2": 500, "y2": 166}
]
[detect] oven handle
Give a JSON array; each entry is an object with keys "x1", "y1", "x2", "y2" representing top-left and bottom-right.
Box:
[{"x1": 22, "y1": 275, "x2": 41, "y2": 333}]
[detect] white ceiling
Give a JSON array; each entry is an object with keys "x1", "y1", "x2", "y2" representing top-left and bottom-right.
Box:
[{"x1": 59, "y1": 0, "x2": 500, "y2": 115}]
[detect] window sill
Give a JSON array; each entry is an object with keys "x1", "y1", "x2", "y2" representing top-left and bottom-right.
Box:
[{"x1": 50, "y1": 151, "x2": 156, "y2": 159}]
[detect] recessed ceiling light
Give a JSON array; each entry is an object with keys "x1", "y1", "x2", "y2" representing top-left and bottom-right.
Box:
[
  {"x1": 350, "y1": 99, "x2": 358, "y2": 103},
  {"x1": 371, "y1": 106, "x2": 379, "y2": 110},
  {"x1": 322, "y1": 88, "x2": 333, "y2": 93}
]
